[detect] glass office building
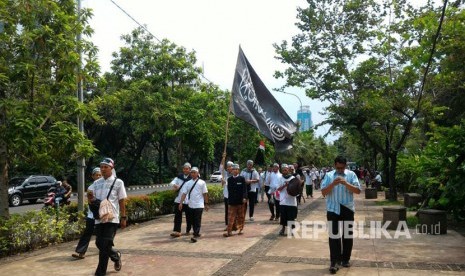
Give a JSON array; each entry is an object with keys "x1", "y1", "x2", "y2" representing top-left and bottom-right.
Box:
[{"x1": 297, "y1": 106, "x2": 313, "y2": 132}]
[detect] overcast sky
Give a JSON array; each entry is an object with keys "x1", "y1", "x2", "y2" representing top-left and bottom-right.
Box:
[{"x1": 83, "y1": 0, "x2": 335, "y2": 142}]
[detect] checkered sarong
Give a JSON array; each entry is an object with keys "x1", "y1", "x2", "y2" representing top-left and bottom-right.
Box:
[{"x1": 227, "y1": 204, "x2": 244, "y2": 233}]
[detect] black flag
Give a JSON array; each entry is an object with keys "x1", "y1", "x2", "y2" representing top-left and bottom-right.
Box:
[{"x1": 230, "y1": 47, "x2": 297, "y2": 152}]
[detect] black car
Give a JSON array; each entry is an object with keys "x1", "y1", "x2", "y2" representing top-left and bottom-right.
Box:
[{"x1": 8, "y1": 175, "x2": 58, "y2": 207}]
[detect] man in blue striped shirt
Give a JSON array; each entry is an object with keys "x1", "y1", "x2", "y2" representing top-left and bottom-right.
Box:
[{"x1": 321, "y1": 156, "x2": 361, "y2": 274}]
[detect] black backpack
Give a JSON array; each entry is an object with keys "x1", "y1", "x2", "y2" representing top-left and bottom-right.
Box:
[{"x1": 287, "y1": 177, "x2": 302, "y2": 197}]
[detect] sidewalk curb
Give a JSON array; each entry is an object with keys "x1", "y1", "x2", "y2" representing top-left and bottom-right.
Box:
[
  {"x1": 125, "y1": 184, "x2": 171, "y2": 191},
  {"x1": 72, "y1": 184, "x2": 171, "y2": 196}
]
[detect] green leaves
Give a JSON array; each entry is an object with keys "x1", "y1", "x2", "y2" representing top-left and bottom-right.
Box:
[
  {"x1": 399, "y1": 121, "x2": 465, "y2": 218},
  {"x1": 1, "y1": 0, "x2": 99, "y2": 179}
]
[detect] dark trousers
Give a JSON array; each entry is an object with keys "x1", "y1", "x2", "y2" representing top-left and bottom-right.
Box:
[
  {"x1": 265, "y1": 186, "x2": 276, "y2": 216},
  {"x1": 224, "y1": 197, "x2": 229, "y2": 225},
  {"x1": 327, "y1": 205, "x2": 355, "y2": 266},
  {"x1": 95, "y1": 223, "x2": 120, "y2": 276},
  {"x1": 280, "y1": 205, "x2": 298, "y2": 227},
  {"x1": 173, "y1": 203, "x2": 191, "y2": 233},
  {"x1": 75, "y1": 217, "x2": 95, "y2": 254},
  {"x1": 306, "y1": 184, "x2": 313, "y2": 197},
  {"x1": 247, "y1": 190, "x2": 257, "y2": 218},
  {"x1": 189, "y1": 207, "x2": 204, "y2": 235},
  {"x1": 275, "y1": 199, "x2": 281, "y2": 218}
]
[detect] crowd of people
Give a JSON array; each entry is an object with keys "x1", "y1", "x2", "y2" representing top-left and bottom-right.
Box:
[
  {"x1": 72, "y1": 155, "x2": 366, "y2": 275},
  {"x1": 167, "y1": 156, "x2": 362, "y2": 275}
]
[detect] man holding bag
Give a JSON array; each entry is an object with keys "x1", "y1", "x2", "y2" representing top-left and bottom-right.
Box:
[{"x1": 88, "y1": 158, "x2": 127, "y2": 276}]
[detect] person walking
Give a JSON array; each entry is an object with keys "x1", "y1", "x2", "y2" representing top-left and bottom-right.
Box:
[
  {"x1": 170, "y1": 162, "x2": 192, "y2": 237},
  {"x1": 267, "y1": 163, "x2": 282, "y2": 221},
  {"x1": 262, "y1": 164, "x2": 272, "y2": 203},
  {"x1": 311, "y1": 167, "x2": 319, "y2": 191},
  {"x1": 257, "y1": 167, "x2": 263, "y2": 203},
  {"x1": 221, "y1": 161, "x2": 234, "y2": 230},
  {"x1": 372, "y1": 171, "x2": 382, "y2": 190},
  {"x1": 88, "y1": 158, "x2": 127, "y2": 276},
  {"x1": 289, "y1": 164, "x2": 304, "y2": 204},
  {"x1": 304, "y1": 168, "x2": 313, "y2": 198},
  {"x1": 240, "y1": 160, "x2": 260, "y2": 221},
  {"x1": 321, "y1": 156, "x2": 361, "y2": 274},
  {"x1": 223, "y1": 164, "x2": 247, "y2": 237},
  {"x1": 179, "y1": 167, "x2": 209, "y2": 243},
  {"x1": 72, "y1": 167, "x2": 102, "y2": 259},
  {"x1": 275, "y1": 164, "x2": 298, "y2": 236}
]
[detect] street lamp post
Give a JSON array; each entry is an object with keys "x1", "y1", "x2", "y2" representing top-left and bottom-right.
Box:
[
  {"x1": 274, "y1": 90, "x2": 303, "y2": 129},
  {"x1": 76, "y1": 0, "x2": 85, "y2": 211}
]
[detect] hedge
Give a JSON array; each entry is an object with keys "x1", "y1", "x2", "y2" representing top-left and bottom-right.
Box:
[{"x1": 0, "y1": 184, "x2": 224, "y2": 257}]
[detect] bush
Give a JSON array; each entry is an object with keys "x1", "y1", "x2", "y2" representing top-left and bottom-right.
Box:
[
  {"x1": 0, "y1": 184, "x2": 224, "y2": 258},
  {"x1": 0, "y1": 205, "x2": 85, "y2": 257},
  {"x1": 406, "y1": 215, "x2": 419, "y2": 228},
  {"x1": 125, "y1": 184, "x2": 224, "y2": 223},
  {"x1": 399, "y1": 121, "x2": 465, "y2": 221}
]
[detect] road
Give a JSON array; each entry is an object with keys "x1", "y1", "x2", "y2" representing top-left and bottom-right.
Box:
[
  {"x1": 9, "y1": 184, "x2": 171, "y2": 215},
  {"x1": 9, "y1": 182, "x2": 222, "y2": 215}
]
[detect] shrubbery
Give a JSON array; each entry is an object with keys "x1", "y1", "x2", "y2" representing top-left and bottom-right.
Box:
[
  {"x1": 0, "y1": 205, "x2": 85, "y2": 257},
  {"x1": 397, "y1": 121, "x2": 465, "y2": 221},
  {"x1": 0, "y1": 184, "x2": 224, "y2": 257}
]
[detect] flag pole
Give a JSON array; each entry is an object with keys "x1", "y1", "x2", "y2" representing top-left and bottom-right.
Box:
[{"x1": 221, "y1": 90, "x2": 233, "y2": 182}]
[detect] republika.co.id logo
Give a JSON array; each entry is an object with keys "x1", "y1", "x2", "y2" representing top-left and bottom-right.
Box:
[{"x1": 285, "y1": 220, "x2": 444, "y2": 239}]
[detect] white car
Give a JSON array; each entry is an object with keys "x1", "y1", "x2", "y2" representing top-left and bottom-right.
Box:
[{"x1": 210, "y1": 171, "x2": 222, "y2": 182}]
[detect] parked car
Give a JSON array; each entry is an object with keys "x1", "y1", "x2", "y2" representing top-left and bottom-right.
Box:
[
  {"x1": 209, "y1": 171, "x2": 223, "y2": 182},
  {"x1": 8, "y1": 175, "x2": 58, "y2": 207}
]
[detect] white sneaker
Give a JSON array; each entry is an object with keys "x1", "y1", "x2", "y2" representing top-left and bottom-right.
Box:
[{"x1": 249, "y1": 217, "x2": 254, "y2": 221}]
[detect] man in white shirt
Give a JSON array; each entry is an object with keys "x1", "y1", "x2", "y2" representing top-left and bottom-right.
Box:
[
  {"x1": 311, "y1": 167, "x2": 319, "y2": 190},
  {"x1": 170, "y1": 162, "x2": 192, "y2": 237},
  {"x1": 179, "y1": 167, "x2": 209, "y2": 243},
  {"x1": 88, "y1": 158, "x2": 127, "y2": 276},
  {"x1": 221, "y1": 161, "x2": 234, "y2": 230},
  {"x1": 373, "y1": 171, "x2": 382, "y2": 190},
  {"x1": 273, "y1": 164, "x2": 297, "y2": 236},
  {"x1": 257, "y1": 167, "x2": 264, "y2": 203},
  {"x1": 262, "y1": 164, "x2": 273, "y2": 202},
  {"x1": 304, "y1": 168, "x2": 313, "y2": 198},
  {"x1": 267, "y1": 163, "x2": 282, "y2": 221},
  {"x1": 240, "y1": 160, "x2": 260, "y2": 221}
]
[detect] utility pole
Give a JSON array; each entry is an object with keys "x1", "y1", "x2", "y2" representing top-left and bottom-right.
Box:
[{"x1": 76, "y1": 0, "x2": 85, "y2": 211}]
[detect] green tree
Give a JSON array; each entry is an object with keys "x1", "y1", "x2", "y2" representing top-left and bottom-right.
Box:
[
  {"x1": 0, "y1": 0, "x2": 99, "y2": 218},
  {"x1": 398, "y1": 121, "x2": 465, "y2": 220},
  {"x1": 89, "y1": 27, "x2": 228, "y2": 183},
  {"x1": 279, "y1": 130, "x2": 335, "y2": 167},
  {"x1": 226, "y1": 117, "x2": 275, "y2": 167},
  {"x1": 274, "y1": 0, "x2": 448, "y2": 200},
  {"x1": 428, "y1": 5, "x2": 465, "y2": 126}
]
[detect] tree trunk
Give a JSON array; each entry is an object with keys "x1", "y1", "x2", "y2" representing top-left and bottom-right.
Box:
[
  {"x1": 158, "y1": 139, "x2": 163, "y2": 184},
  {"x1": 383, "y1": 151, "x2": 390, "y2": 189},
  {"x1": 126, "y1": 133, "x2": 149, "y2": 184},
  {"x1": 0, "y1": 86, "x2": 9, "y2": 219},
  {"x1": 176, "y1": 139, "x2": 183, "y2": 171},
  {"x1": 0, "y1": 140, "x2": 9, "y2": 219},
  {"x1": 389, "y1": 153, "x2": 398, "y2": 201}
]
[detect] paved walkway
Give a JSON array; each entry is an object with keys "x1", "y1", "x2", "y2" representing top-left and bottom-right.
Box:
[{"x1": 1, "y1": 189, "x2": 465, "y2": 275}]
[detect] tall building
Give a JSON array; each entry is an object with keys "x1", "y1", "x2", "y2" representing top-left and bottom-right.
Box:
[{"x1": 297, "y1": 106, "x2": 313, "y2": 132}]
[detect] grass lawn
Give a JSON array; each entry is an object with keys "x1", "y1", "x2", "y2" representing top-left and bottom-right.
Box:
[{"x1": 374, "y1": 200, "x2": 403, "y2": 206}]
